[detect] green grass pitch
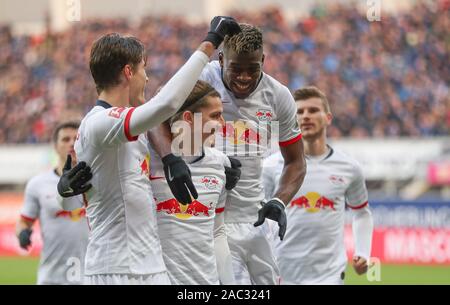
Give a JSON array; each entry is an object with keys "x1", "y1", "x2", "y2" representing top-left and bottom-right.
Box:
[{"x1": 0, "y1": 257, "x2": 449, "y2": 285}]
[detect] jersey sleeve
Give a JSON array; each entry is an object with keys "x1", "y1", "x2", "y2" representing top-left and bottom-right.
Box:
[
  {"x1": 20, "y1": 178, "x2": 40, "y2": 221},
  {"x1": 276, "y1": 86, "x2": 302, "y2": 147},
  {"x1": 84, "y1": 107, "x2": 138, "y2": 147},
  {"x1": 199, "y1": 62, "x2": 215, "y2": 85},
  {"x1": 345, "y1": 161, "x2": 369, "y2": 209}
]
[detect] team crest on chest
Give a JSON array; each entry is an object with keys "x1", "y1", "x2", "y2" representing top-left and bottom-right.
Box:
[
  {"x1": 255, "y1": 109, "x2": 273, "y2": 122},
  {"x1": 329, "y1": 175, "x2": 345, "y2": 185},
  {"x1": 201, "y1": 176, "x2": 220, "y2": 190}
]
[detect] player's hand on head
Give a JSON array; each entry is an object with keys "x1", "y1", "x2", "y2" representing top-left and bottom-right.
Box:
[
  {"x1": 224, "y1": 157, "x2": 241, "y2": 190},
  {"x1": 162, "y1": 153, "x2": 198, "y2": 205},
  {"x1": 254, "y1": 198, "x2": 287, "y2": 240},
  {"x1": 352, "y1": 256, "x2": 369, "y2": 275},
  {"x1": 204, "y1": 16, "x2": 241, "y2": 48},
  {"x1": 18, "y1": 228, "x2": 32, "y2": 250},
  {"x1": 57, "y1": 155, "x2": 93, "y2": 198}
]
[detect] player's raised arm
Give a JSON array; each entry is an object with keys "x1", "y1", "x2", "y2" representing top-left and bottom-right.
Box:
[{"x1": 128, "y1": 16, "x2": 241, "y2": 136}]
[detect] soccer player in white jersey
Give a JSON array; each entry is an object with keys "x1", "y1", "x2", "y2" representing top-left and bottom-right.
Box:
[
  {"x1": 16, "y1": 122, "x2": 89, "y2": 285},
  {"x1": 149, "y1": 23, "x2": 306, "y2": 285},
  {"x1": 262, "y1": 86, "x2": 374, "y2": 285},
  {"x1": 149, "y1": 80, "x2": 236, "y2": 285},
  {"x1": 73, "y1": 18, "x2": 241, "y2": 285}
]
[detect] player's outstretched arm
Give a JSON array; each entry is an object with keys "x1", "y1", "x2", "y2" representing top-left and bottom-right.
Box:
[
  {"x1": 352, "y1": 206, "x2": 374, "y2": 275},
  {"x1": 255, "y1": 141, "x2": 306, "y2": 240},
  {"x1": 274, "y1": 140, "x2": 306, "y2": 205},
  {"x1": 128, "y1": 17, "x2": 241, "y2": 137}
]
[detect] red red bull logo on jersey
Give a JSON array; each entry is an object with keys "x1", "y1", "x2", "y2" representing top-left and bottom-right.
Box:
[
  {"x1": 201, "y1": 176, "x2": 220, "y2": 190},
  {"x1": 255, "y1": 109, "x2": 273, "y2": 122},
  {"x1": 291, "y1": 192, "x2": 336, "y2": 213},
  {"x1": 55, "y1": 208, "x2": 86, "y2": 222},
  {"x1": 329, "y1": 175, "x2": 346, "y2": 185},
  {"x1": 222, "y1": 121, "x2": 260, "y2": 145},
  {"x1": 156, "y1": 198, "x2": 212, "y2": 219},
  {"x1": 140, "y1": 154, "x2": 151, "y2": 178}
]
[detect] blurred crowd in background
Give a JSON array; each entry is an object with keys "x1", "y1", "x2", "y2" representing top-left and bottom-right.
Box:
[{"x1": 0, "y1": 1, "x2": 448, "y2": 143}]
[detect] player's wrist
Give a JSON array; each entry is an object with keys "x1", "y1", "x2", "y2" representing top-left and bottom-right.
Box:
[
  {"x1": 203, "y1": 32, "x2": 223, "y2": 49},
  {"x1": 269, "y1": 197, "x2": 286, "y2": 209},
  {"x1": 161, "y1": 153, "x2": 182, "y2": 165}
]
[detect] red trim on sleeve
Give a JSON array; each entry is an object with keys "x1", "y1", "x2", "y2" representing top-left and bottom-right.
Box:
[
  {"x1": 20, "y1": 215, "x2": 36, "y2": 222},
  {"x1": 279, "y1": 133, "x2": 302, "y2": 147},
  {"x1": 124, "y1": 107, "x2": 139, "y2": 142},
  {"x1": 348, "y1": 201, "x2": 368, "y2": 210},
  {"x1": 215, "y1": 207, "x2": 225, "y2": 214}
]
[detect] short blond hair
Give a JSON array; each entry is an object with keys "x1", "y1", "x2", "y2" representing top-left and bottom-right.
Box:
[{"x1": 292, "y1": 86, "x2": 331, "y2": 113}]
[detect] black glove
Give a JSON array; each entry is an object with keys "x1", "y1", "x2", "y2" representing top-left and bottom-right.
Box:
[
  {"x1": 18, "y1": 228, "x2": 32, "y2": 250},
  {"x1": 204, "y1": 16, "x2": 241, "y2": 48},
  {"x1": 57, "y1": 155, "x2": 93, "y2": 198},
  {"x1": 254, "y1": 199, "x2": 287, "y2": 240},
  {"x1": 225, "y1": 157, "x2": 241, "y2": 190},
  {"x1": 162, "y1": 153, "x2": 198, "y2": 205}
]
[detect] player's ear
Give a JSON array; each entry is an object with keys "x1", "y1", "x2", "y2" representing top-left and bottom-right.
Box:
[
  {"x1": 326, "y1": 112, "x2": 333, "y2": 126},
  {"x1": 261, "y1": 54, "x2": 265, "y2": 66},
  {"x1": 123, "y1": 64, "x2": 133, "y2": 80},
  {"x1": 182, "y1": 111, "x2": 194, "y2": 125}
]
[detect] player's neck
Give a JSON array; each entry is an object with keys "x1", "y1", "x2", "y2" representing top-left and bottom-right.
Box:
[
  {"x1": 303, "y1": 136, "x2": 327, "y2": 157},
  {"x1": 98, "y1": 88, "x2": 129, "y2": 108}
]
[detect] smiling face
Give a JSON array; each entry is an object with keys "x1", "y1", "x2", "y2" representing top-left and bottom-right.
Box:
[
  {"x1": 182, "y1": 96, "x2": 225, "y2": 144},
  {"x1": 128, "y1": 58, "x2": 148, "y2": 106},
  {"x1": 220, "y1": 48, "x2": 264, "y2": 99},
  {"x1": 296, "y1": 97, "x2": 332, "y2": 141}
]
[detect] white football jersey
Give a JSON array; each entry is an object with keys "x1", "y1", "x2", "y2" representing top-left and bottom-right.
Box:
[
  {"x1": 149, "y1": 146, "x2": 229, "y2": 285},
  {"x1": 262, "y1": 146, "x2": 369, "y2": 284},
  {"x1": 200, "y1": 61, "x2": 302, "y2": 223},
  {"x1": 21, "y1": 170, "x2": 89, "y2": 285},
  {"x1": 75, "y1": 101, "x2": 166, "y2": 276}
]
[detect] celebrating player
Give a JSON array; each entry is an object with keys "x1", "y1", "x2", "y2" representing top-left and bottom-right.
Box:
[
  {"x1": 70, "y1": 17, "x2": 240, "y2": 285},
  {"x1": 263, "y1": 86, "x2": 374, "y2": 284},
  {"x1": 150, "y1": 80, "x2": 237, "y2": 285},
  {"x1": 16, "y1": 122, "x2": 89, "y2": 285},
  {"x1": 149, "y1": 23, "x2": 306, "y2": 284}
]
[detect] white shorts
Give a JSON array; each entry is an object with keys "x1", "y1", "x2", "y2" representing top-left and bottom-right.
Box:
[
  {"x1": 84, "y1": 271, "x2": 171, "y2": 285},
  {"x1": 225, "y1": 222, "x2": 280, "y2": 285}
]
